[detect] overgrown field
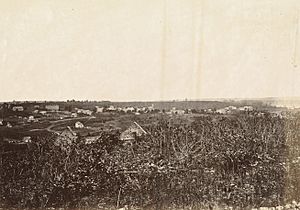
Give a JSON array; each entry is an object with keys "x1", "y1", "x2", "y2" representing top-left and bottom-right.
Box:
[{"x1": 1, "y1": 114, "x2": 300, "y2": 209}]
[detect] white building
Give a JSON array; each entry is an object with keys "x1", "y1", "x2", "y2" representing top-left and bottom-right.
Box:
[
  {"x1": 169, "y1": 107, "x2": 177, "y2": 114},
  {"x1": 28, "y1": 116, "x2": 35, "y2": 122},
  {"x1": 227, "y1": 106, "x2": 237, "y2": 110},
  {"x1": 123, "y1": 107, "x2": 135, "y2": 113},
  {"x1": 12, "y1": 106, "x2": 24, "y2": 112},
  {"x1": 216, "y1": 106, "x2": 238, "y2": 114},
  {"x1": 107, "y1": 105, "x2": 117, "y2": 111},
  {"x1": 148, "y1": 104, "x2": 155, "y2": 112},
  {"x1": 95, "y1": 106, "x2": 104, "y2": 113},
  {"x1": 22, "y1": 136, "x2": 32, "y2": 143},
  {"x1": 45, "y1": 104, "x2": 59, "y2": 112},
  {"x1": 75, "y1": 121, "x2": 84, "y2": 129},
  {"x1": 71, "y1": 113, "x2": 78, "y2": 118},
  {"x1": 39, "y1": 111, "x2": 47, "y2": 115},
  {"x1": 169, "y1": 107, "x2": 185, "y2": 115},
  {"x1": 136, "y1": 107, "x2": 142, "y2": 112},
  {"x1": 216, "y1": 108, "x2": 227, "y2": 114},
  {"x1": 238, "y1": 106, "x2": 254, "y2": 112},
  {"x1": 76, "y1": 108, "x2": 93, "y2": 115},
  {"x1": 205, "y1": 108, "x2": 213, "y2": 113}
]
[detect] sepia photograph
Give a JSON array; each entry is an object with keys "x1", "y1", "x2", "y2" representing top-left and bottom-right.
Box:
[{"x1": 1, "y1": 0, "x2": 300, "y2": 209}]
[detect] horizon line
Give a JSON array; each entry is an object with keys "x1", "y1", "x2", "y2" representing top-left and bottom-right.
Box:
[{"x1": 1, "y1": 96, "x2": 300, "y2": 103}]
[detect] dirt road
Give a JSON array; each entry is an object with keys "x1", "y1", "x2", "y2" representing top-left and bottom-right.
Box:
[{"x1": 30, "y1": 116, "x2": 94, "y2": 133}]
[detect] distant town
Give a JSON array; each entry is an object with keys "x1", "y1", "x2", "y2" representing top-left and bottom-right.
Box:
[
  {"x1": 2, "y1": 99, "x2": 300, "y2": 209},
  {"x1": 0, "y1": 99, "x2": 298, "y2": 144}
]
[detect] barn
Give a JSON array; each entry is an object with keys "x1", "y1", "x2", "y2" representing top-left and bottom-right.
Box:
[{"x1": 120, "y1": 121, "x2": 147, "y2": 141}]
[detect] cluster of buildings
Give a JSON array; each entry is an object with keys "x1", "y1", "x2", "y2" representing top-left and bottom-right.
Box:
[
  {"x1": 75, "y1": 108, "x2": 93, "y2": 116},
  {"x1": 0, "y1": 102, "x2": 159, "y2": 128},
  {"x1": 62, "y1": 120, "x2": 148, "y2": 144},
  {"x1": 12, "y1": 106, "x2": 24, "y2": 112},
  {"x1": 166, "y1": 107, "x2": 189, "y2": 115},
  {"x1": 0, "y1": 101, "x2": 259, "y2": 130},
  {"x1": 95, "y1": 104, "x2": 156, "y2": 114},
  {"x1": 3, "y1": 102, "x2": 257, "y2": 119},
  {"x1": 207, "y1": 106, "x2": 255, "y2": 115},
  {"x1": 8, "y1": 103, "x2": 157, "y2": 115}
]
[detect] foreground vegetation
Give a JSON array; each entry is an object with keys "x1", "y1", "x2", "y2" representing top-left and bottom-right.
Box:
[{"x1": 1, "y1": 113, "x2": 300, "y2": 209}]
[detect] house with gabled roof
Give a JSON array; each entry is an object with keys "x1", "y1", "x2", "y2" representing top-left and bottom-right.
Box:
[
  {"x1": 120, "y1": 121, "x2": 147, "y2": 141},
  {"x1": 54, "y1": 126, "x2": 77, "y2": 150}
]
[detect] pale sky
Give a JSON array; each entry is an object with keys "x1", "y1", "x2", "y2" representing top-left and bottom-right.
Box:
[{"x1": 1, "y1": 0, "x2": 300, "y2": 101}]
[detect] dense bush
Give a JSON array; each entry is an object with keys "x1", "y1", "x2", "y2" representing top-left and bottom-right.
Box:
[
  {"x1": 110, "y1": 115, "x2": 288, "y2": 209},
  {"x1": 1, "y1": 114, "x2": 300, "y2": 209},
  {"x1": 0, "y1": 131, "x2": 122, "y2": 208}
]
